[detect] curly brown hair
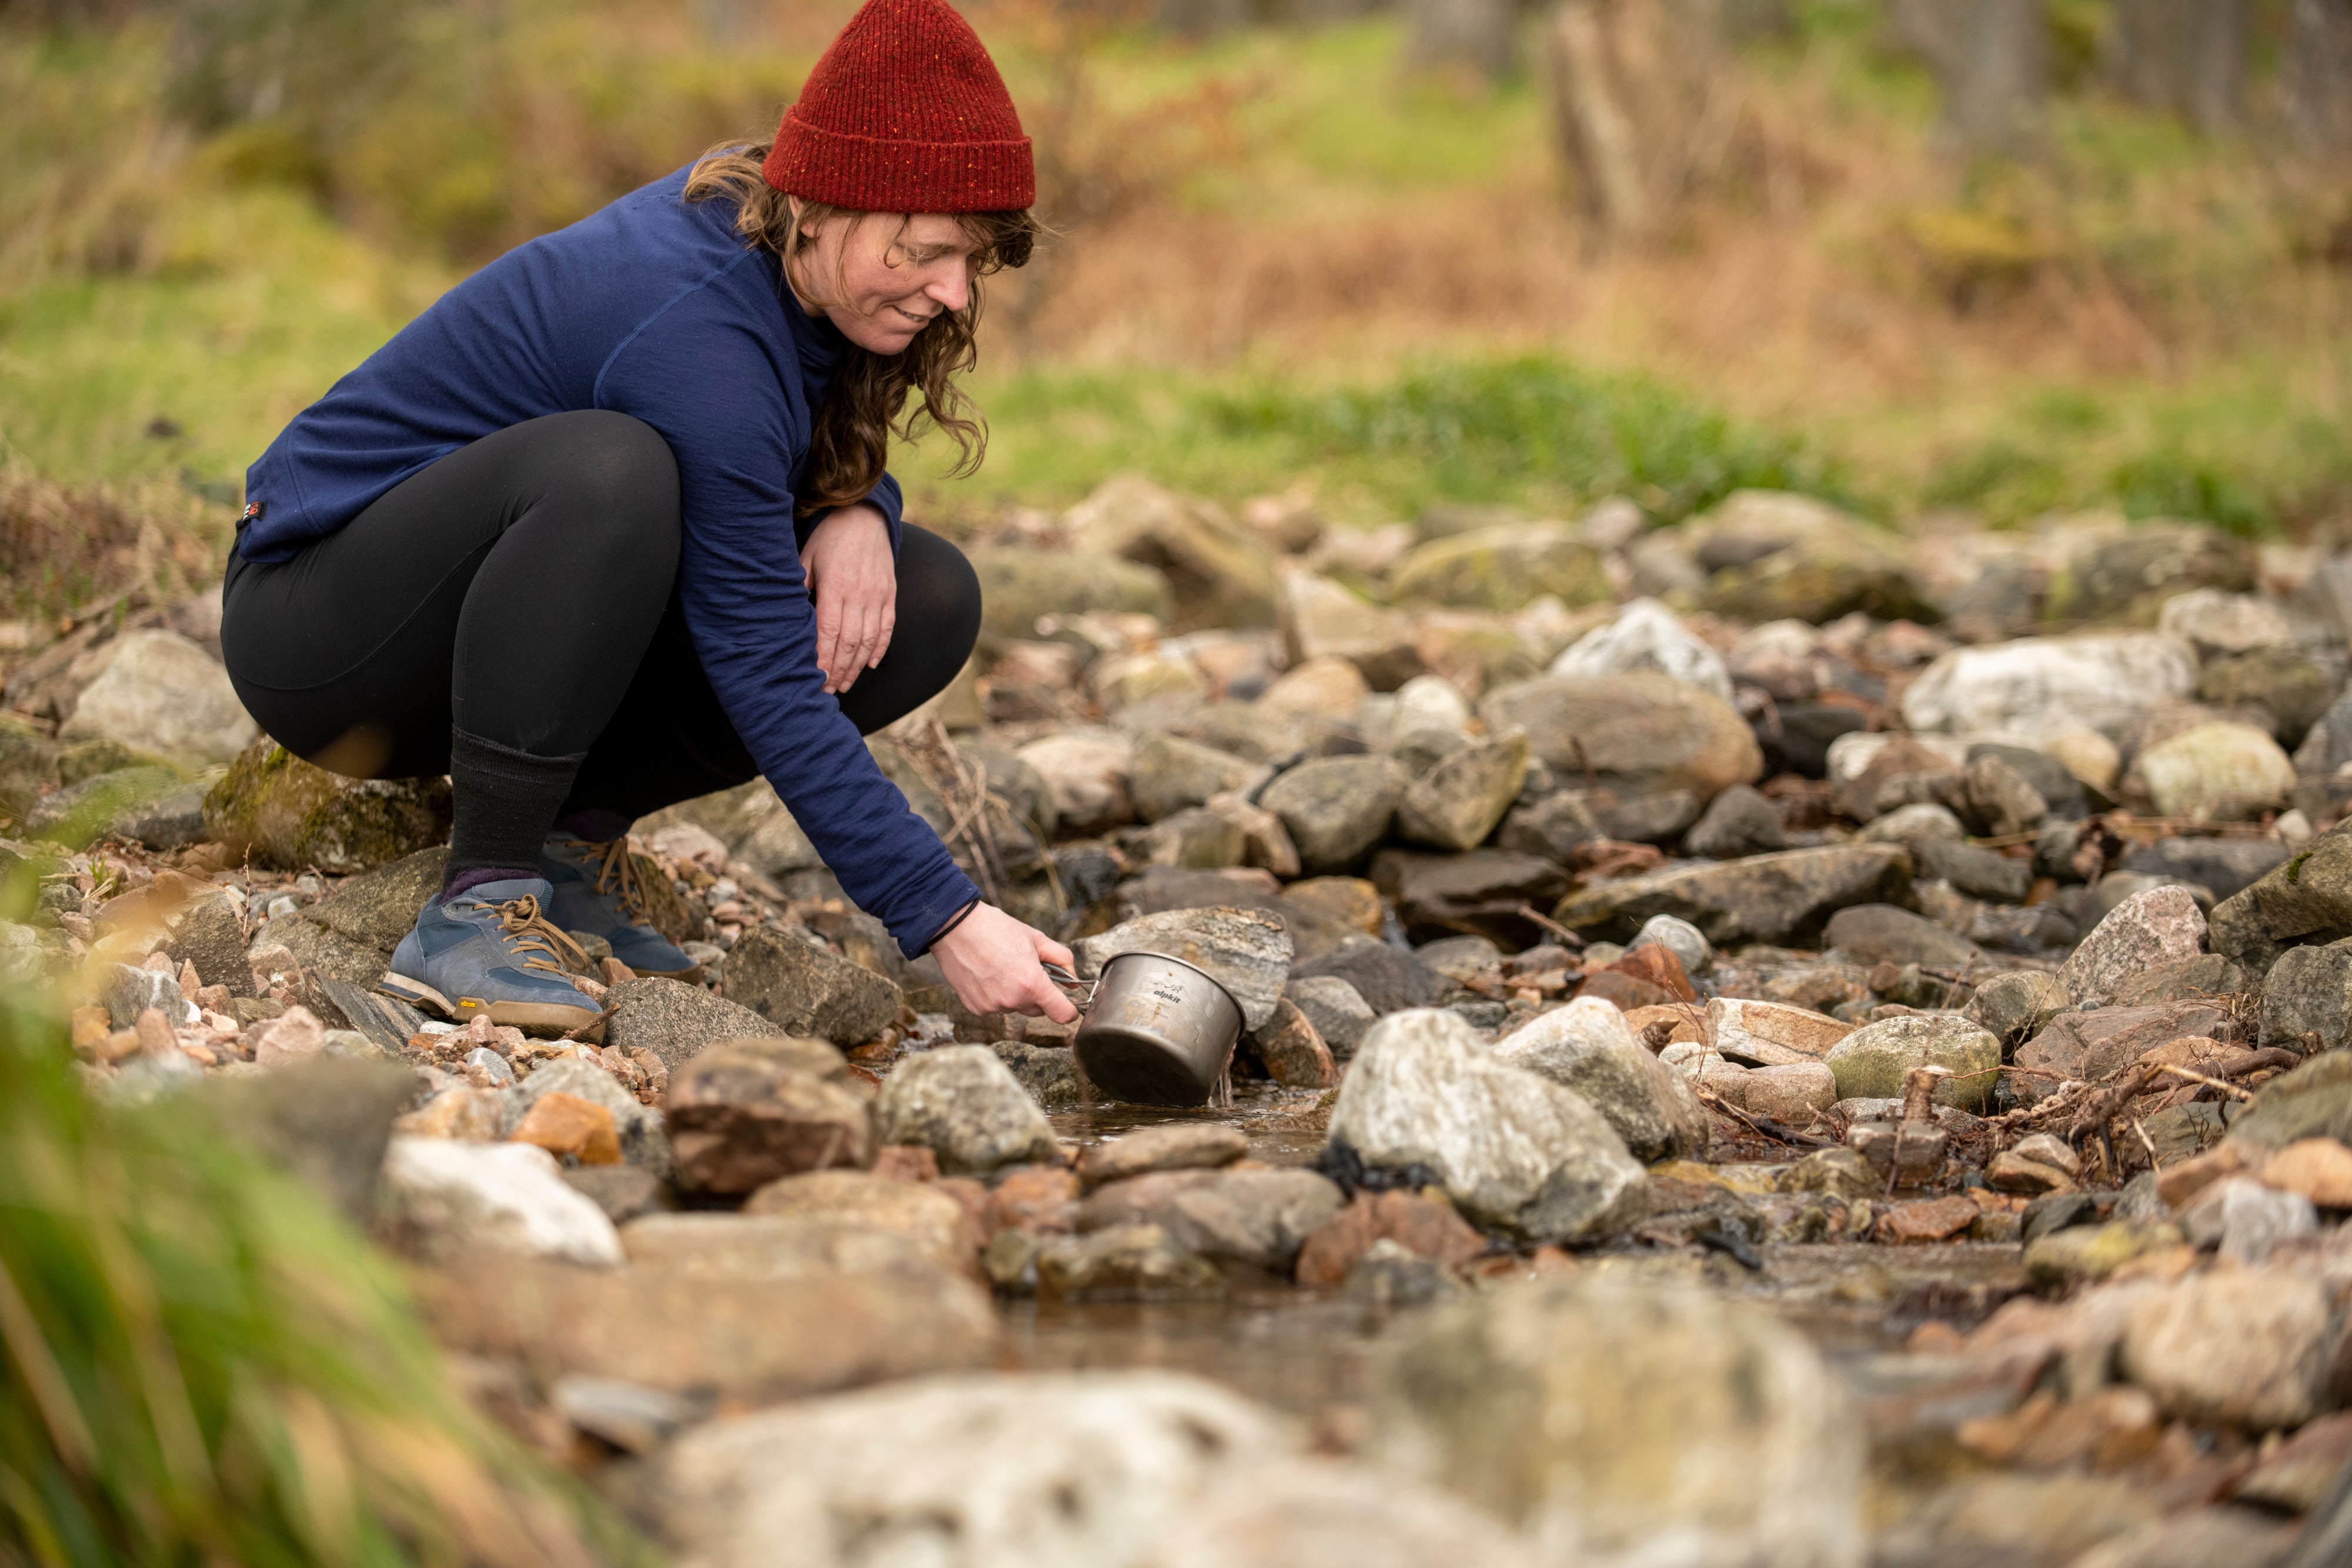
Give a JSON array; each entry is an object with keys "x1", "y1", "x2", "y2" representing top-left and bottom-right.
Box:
[{"x1": 684, "y1": 142, "x2": 1037, "y2": 515}]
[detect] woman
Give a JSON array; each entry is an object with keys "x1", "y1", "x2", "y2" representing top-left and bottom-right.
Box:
[{"x1": 219, "y1": 0, "x2": 1079, "y2": 1039}]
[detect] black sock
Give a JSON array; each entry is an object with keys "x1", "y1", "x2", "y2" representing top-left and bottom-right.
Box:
[{"x1": 445, "y1": 726, "x2": 587, "y2": 891}]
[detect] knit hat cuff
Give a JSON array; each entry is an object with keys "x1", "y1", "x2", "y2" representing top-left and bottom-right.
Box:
[{"x1": 764, "y1": 111, "x2": 1035, "y2": 212}]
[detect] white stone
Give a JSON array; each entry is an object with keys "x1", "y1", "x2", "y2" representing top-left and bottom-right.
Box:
[
  {"x1": 1629, "y1": 912, "x2": 1710, "y2": 975},
  {"x1": 1859, "y1": 803, "x2": 1966, "y2": 845},
  {"x1": 2132, "y1": 721, "x2": 2296, "y2": 819},
  {"x1": 1015, "y1": 727, "x2": 1136, "y2": 835},
  {"x1": 1550, "y1": 597, "x2": 1733, "y2": 700},
  {"x1": 379, "y1": 1138, "x2": 624, "y2": 1267},
  {"x1": 59, "y1": 630, "x2": 256, "y2": 765},
  {"x1": 1823, "y1": 730, "x2": 1970, "y2": 785},
  {"x1": 2157, "y1": 588, "x2": 2296, "y2": 657},
  {"x1": 1388, "y1": 673, "x2": 1472, "y2": 736},
  {"x1": 2180, "y1": 1176, "x2": 2317, "y2": 1265},
  {"x1": 1330, "y1": 1009, "x2": 1647, "y2": 1241},
  {"x1": 1492, "y1": 997, "x2": 1708, "y2": 1161},
  {"x1": 1155, "y1": 1458, "x2": 1541, "y2": 1568},
  {"x1": 1900, "y1": 634, "x2": 2199, "y2": 743}
]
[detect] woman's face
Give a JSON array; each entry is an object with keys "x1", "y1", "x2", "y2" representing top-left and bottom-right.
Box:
[{"x1": 791, "y1": 209, "x2": 977, "y2": 355}]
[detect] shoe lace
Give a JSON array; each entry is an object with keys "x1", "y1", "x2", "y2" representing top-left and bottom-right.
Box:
[
  {"x1": 489, "y1": 893, "x2": 593, "y2": 977},
  {"x1": 562, "y1": 837, "x2": 654, "y2": 925}
]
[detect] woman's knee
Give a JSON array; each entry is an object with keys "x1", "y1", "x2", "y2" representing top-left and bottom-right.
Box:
[
  {"x1": 523, "y1": 410, "x2": 681, "y2": 570},
  {"x1": 896, "y1": 524, "x2": 981, "y2": 663}
]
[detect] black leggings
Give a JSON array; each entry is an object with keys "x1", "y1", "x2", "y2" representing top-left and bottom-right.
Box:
[{"x1": 220, "y1": 410, "x2": 980, "y2": 874}]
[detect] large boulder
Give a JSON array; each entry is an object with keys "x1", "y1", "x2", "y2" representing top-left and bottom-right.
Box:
[
  {"x1": 723, "y1": 926, "x2": 902, "y2": 1047},
  {"x1": 2043, "y1": 518, "x2": 2256, "y2": 624},
  {"x1": 58, "y1": 629, "x2": 256, "y2": 765},
  {"x1": 1900, "y1": 633, "x2": 2198, "y2": 743},
  {"x1": 604, "y1": 977, "x2": 784, "y2": 1074},
  {"x1": 1065, "y1": 475, "x2": 1279, "y2": 630},
  {"x1": 2209, "y1": 828, "x2": 2352, "y2": 972},
  {"x1": 1076, "y1": 1168, "x2": 1345, "y2": 1272},
  {"x1": 1389, "y1": 524, "x2": 1612, "y2": 613},
  {"x1": 203, "y1": 739, "x2": 452, "y2": 875},
  {"x1": 1260, "y1": 755, "x2": 1411, "y2": 875},
  {"x1": 2120, "y1": 1269, "x2": 2338, "y2": 1430},
  {"x1": 1553, "y1": 843, "x2": 1915, "y2": 947},
  {"x1": 1327, "y1": 1009, "x2": 1648, "y2": 1242},
  {"x1": 1073, "y1": 906, "x2": 1293, "y2": 1031},
  {"x1": 1492, "y1": 998, "x2": 1709, "y2": 1162},
  {"x1": 1480, "y1": 671, "x2": 1761, "y2": 801},
  {"x1": 1368, "y1": 1274, "x2": 1862, "y2": 1568},
  {"x1": 968, "y1": 546, "x2": 1171, "y2": 641}
]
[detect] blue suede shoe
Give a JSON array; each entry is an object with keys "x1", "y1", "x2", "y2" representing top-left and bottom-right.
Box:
[
  {"x1": 380, "y1": 877, "x2": 606, "y2": 1039},
  {"x1": 539, "y1": 835, "x2": 700, "y2": 978}
]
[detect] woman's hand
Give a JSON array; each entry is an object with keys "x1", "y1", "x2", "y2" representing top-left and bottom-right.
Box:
[
  {"x1": 802, "y1": 503, "x2": 896, "y2": 694},
  {"x1": 930, "y1": 902, "x2": 1081, "y2": 1023}
]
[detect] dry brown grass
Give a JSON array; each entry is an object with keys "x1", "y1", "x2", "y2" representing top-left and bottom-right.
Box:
[{"x1": 0, "y1": 466, "x2": 228, "y2": 627}]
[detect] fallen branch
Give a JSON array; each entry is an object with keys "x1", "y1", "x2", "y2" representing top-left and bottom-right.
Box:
[{"x1": 1516, "y1": 903, "x2": 1588, "y2": 950}]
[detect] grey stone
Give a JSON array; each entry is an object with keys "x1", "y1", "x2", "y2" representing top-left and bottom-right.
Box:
[
  {"x1": 1260, "y1": 755, "x2": 1410, "y2": 875},
  {"x1": 165, "y1": 894, "x2": 255, "y2": 997},
  {"x1": 1902, "y1": 633, "x2": 2199, "y2": 744},
  {"x1": 2111, "y1": 952, "x2": 2247, "y2": 1007},
  {"x1": 561, "y1": 1164, "x2": 667, "y2": 1223},
  {"x1": 1368, "y1": 1273, "x2": 1860, "y2": 1568},
  {"x1": 1035, "y1": 1225, "x2": 1225, "y2": 1298},
  {"x1": 1492, "y1": 998, "x2": 1708, "y2": 1161},
  {"x1": 109, "y1": 775, "x2": 213, "y2": 850},
  {"x1": 1327, "y1": 1009, "x2": 1648, "y2": 1242},
  {"x1": 59, "y1": 629, "x2": 256, "y2": 765},
  {"x1": 1554, "y1": 844, "x2": 1917, "y2": 948},
  {"x1": 197, "y1": 1056, "x2": 415, "y2": 1223},
  {"x1": 2259, "y1": 937, "x2": 2352, "y2": 1051},
  {"x1": 2209, "y1": 828, "x2": 2352, "y2": 972},
  {"x1": 512, "y1": 1057, "x2": 671, "y2": 1173},
  {"x1": 1411, "y1": 934, "x2": 1502, "y2": 983},
  {"x1": 969, "y1": 546, "x2": 1172, "y2": 640},
  {"x1": 1289, "y1": 942, "x2": 1446, "y2": 1017},
  {"x1": 2120, "y1": 837, "x2": 2290, "y2": 902},
  {"x1": 2059, "y1": 886, "x2": 2209, "y2": 1008},
  {"x1": 2226, "y1": 1050, "x2": 2352, "y2": 1149},
  {"x1": 1682, "y1": 783, "x2": 1786, "y2": 859},
  {"x1": 1481, "y1": 671, "x2": 1761, "y2": 802},
  {"x1": 2013, "y1": 1000, "x2": 2231, "y2": 1099},
  {"x1": 1075, "y1": 1124, "x2": 1250, "y2": 1189},
  {"x1": 876, "y1": 1045, "x2": 1058, "y2": 1175},
  {"x1": 1967, "y1": 741, "x2": 2087, "y2": 819},
  {"x1": 2199, "y1": 647, "x2": 2338, "y2": 747},
  {"x1": 1953, "y1": 752, "x2": 2050, "y2": 837},
  {"x1": 1496, "y1": 790, "x2": 1601, "y2": 862},
  {"x1": 724, "y1": 926, "x2": 903, "y2": 1046},
  {"x1": 1824, "y1": 1014, "x2": 2002, "y2": 1112},
  {"x1": 1913, "y1": 839, "x2": 2032, "y2": 902},
  {"x1": 604, "y1": 976, "x2": 782, "y2": 1074},
  {"x1": 2122, "y1": 1269, "x2": 2337, "y2": 1431},
  {"x1": 1129, "y1": 732, "x2": 1260, "y2": 824},
  {"x1": 202, "y1": 741, "x2": 451, "y2": 874},
  {"x1": 2180, "y1": 1176, "x2": 2317, "y2": 1265},
  {"x1": 1393, "y1": 730, "x2": 1528, "y2": 853},
  {"x1": 993, "y1": 1040, "x2": 1083, "y2": 1108},
  {"x1": 1370, "y1": 848, "x2": 1569, "y2": 947},
  {"x1": 1077, "y1": 1167, "x2": 1344, "y2": 1271},
  {"x1": 103, "y1": 962, "x2": 187, "y2": 1029},
  {"x1": 1960, "y1": 970, "x2": 2070, "y2": 1047},
  {"x1": 1074, "y1": 905, "x2": 1294, "y2": 1031},
  {"x1": 1823, "y1": 904, "x2": 1982, "y2": 969},
  {"x1": 1284, "y1": 975, "x2": 1375, "y2": 1055},
  {"x1": 1629, "y1": 913, "x2": 1710, "y2": 975},
  {"x1": 300, "y1": 846, "x2": 449, "y2": 954},
  {"x1": 1860, "y1": 802, "x2": 1966, "y2": 845},
  {"x1": 2293, "y1": 683, "x2": 2352, "y2": 775}
]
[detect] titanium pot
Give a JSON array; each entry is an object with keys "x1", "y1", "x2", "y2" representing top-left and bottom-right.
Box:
[{"x1": 1070, "y1": 951, "x2": 1242, "y2": 1107}]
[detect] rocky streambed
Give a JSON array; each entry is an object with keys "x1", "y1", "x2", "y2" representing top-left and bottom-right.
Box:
[{"x1": 8, "y1": 479, "x2": 2352, "y2": 1564}]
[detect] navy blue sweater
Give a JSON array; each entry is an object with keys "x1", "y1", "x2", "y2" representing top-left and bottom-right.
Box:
[{"x1": 242, "y1": 163, "x2": 980, "y2": 953}]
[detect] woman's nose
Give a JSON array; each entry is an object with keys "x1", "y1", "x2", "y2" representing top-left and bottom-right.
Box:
[{"x1": 926, "y1": 259, "x2": 971, "y2": 314}]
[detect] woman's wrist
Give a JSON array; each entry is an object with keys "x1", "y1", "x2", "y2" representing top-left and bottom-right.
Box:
[{"x1": 927, "y1": 896, "x2": 983, "y2": 952}]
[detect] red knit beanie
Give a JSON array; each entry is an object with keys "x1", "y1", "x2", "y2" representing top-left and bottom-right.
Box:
[{"x1": 763, "y1": 0, "x2": 1035, "y2": 213}]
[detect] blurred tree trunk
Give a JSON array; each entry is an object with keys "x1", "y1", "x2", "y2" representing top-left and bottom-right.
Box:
[
  {"x1": 1541, "y1": 0, "x2": 1726, "y2": 245},
  {"x1": 2104, "y1": 0, "x2": 2250, "y2": 132},
  {"x1": 1893, "y1": 0, "x2": 2047, "y2": 156},
  {"x1": 2285, "y1": 0, "x2": 2352, "y2": 154},
  {"x1": 1403, "y1": 0, "x2": 1517, "y2": 81}
]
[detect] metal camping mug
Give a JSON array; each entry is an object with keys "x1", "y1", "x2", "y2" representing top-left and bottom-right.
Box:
[{"x1": 1063, "y1": 951, "x2": 1242, "y2": 1108}]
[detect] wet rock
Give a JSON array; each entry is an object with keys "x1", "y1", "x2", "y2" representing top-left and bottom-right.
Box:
[
  {"x1": 1034, "y1": 1224, "x2": 1224, "y2": 1297},
  {"x1": 1390, "y1": 524, "x2": 1611, "y2": 613},
  {"x1": 1494, "y1": 998, "x2": 1708, "y2": 1161},
  {"x1": 1284, "y1": 974, "x2": 1377, "y2": 1055},
  {"x1": 969, "y1": 545, "x2": 1171, "y2": 640},
  {"x1": 1370, "y1": 848, "x2": 1568, "y2": 947},
  {"x1": 1247, "y1": 998, "x2": 1338, "y2": 1087},
  {"x1": 2180, "y1": 1176, "x2": 2316, "y2": 1264},
  {"x1": 203, "y1": 740, "x2": 452, "y2": 875},
  {"x1": 2023, "y1": 1220, "x2": 2183, "y2": 1286},
  {"x1": 1825, "y1": 1014, "x2": 2001, "y2": 1111},
  {"x1": 875, "y1": 1045, "x2": 1058, "y2": 1175},
  {"x1": 1902, "y1": 633, "x2": 2199, "y2": 743},
  {"x1": 380, "y1": 1137, "x2": 624, "y2": 1266},
  {"x1": 1823, "y1": 903, "x2": 1982, "y2": 968},
  {"x1": 1075, "y1": 1124, "x2": 1248, "y2": 1189},
  {"x1": 1393, "y1": 730, "x2": 1527, "y2": 852},
  {"x1": 1481, "y1": 671, "x2": 1761, "y2": 801},
  {"x1": 743, "y1": 1169, "x2": 981, "y2": 1273},
  {"x1": 990, "y1": 1040, "x2": 1081, "y2": 1108},
  {"x1": 2059, "y1": 886, "x2": 2208, "y2": 1008},
  {"x1": 2122, "y1": 1269, "x2": 2337, "y2": 1430},
  {"x1": 1129, "y1": 732, "x2": 1259, "y2": 823},
  {"x1": 604, "y1": 977, "x2": 781, "y2": 1074},
  {"x1": 1261, "y1": 754, "x2": 1410, "y2": 875},
  {"x1": 1016, "y1": 727, "x2": 1136, "y2": 835},
  {"x1": 652, "y1": 1371, "x2": 1289, "y2": 1564},
  {"x1": 1293, "y1": 1189, "x2": 1486, "y2": 1286},
  {"x1": 430, "y1": 1243, "x2": 995, "y2": 1406},
  {"x1": 2209, "y1": 828, "x2": 2352, "y2": 972},
  {"x1": 1290, "y1": 941, "x2": 1446, "y2": 1017},
  {"x1": 1076, "y1": 905, "x2": 1294, "y2": 1032},
  {"x1": 1548, "y1": 597, "x2": 1732, "y2": 700},
  {"x1": 2132, "y1": 721, "x2": 2295, "y2": 818},
  {"x1": 1277, "y1": 570, "x2": 1423, "y2": 689},
  {"x1": 1555, "y1": 843, "x2": 1915, "y2": 948},
  {"x1": 1327, "y1": 1008, "x2": 1648, "y2": 1242},
  {"x1": 2119, "y1": 838, "x2": 2289, "y2": 903},
  {"x1": 1067, "y1": 475, "x2": 1278, "y2": 630},
  {"x1": 665, "y1": 1036, "x2": 873, "y2": 1193},
  {"x1": 1682, "y1": 783, "x2": 1786, "y2": 859},
  {"x1": 1961, "y1": 969, "x2": 2070, "y2": 1046},
  {"x1": 1078, "y1": 1167, "x2": 1344, "y2": 1272},
  {"x1": 724, "y1": 927, "x2": 901, "y2": 1047},
  {"x1": 1368, "y1": 1273, "x2": 1859, "y2": 1568},
  {"x1": 58, "y1": 628, "x2": 256, "y2": 765}
]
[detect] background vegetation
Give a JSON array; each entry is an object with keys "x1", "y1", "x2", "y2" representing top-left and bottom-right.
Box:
[{"x1": 0, "y1": 0, "x2": 2347, "y2": 565}]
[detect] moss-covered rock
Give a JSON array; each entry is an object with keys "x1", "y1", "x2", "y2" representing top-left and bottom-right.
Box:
[
  {"x1": 0, "y1": 714, "x2": 61, "y2": 823},
  {"x1": 1388, "y1": 525, "x2": 1611, "y2": 613},
  {"x1": 1684, "y1": 490, "x2": 1935, "y2": 625},
  {"x1": 968, "y1": 547, "x2": 1172, "y2": 642},
  {"x1": 203, "y1": 738, "x2": 451, "y2": 874},
  {"x1": 2043, "y1": 519, "x2": 2256, "y2": 626}
]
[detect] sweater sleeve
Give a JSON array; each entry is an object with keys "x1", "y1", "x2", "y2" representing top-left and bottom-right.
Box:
[
  {"x1": 796, "y1": 470, "x2": 904, "y2": 556},
  {"x1": 596, "y1": 309, "x2": 977, "y2": 953}
]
